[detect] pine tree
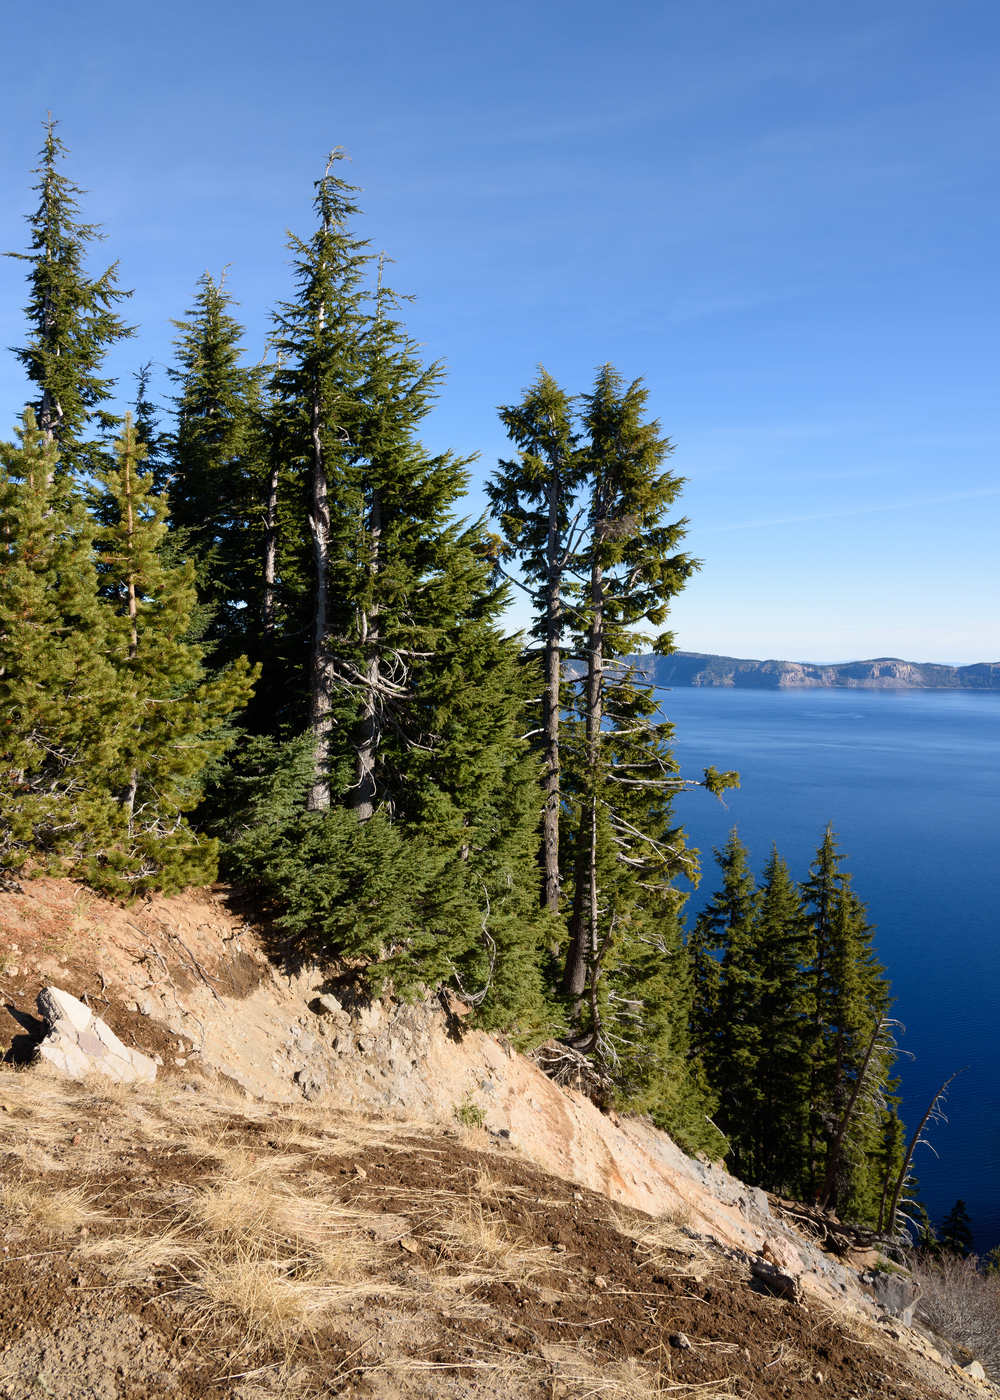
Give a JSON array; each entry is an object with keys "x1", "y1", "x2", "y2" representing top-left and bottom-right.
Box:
[
  {"x1": 268, "y1": 152, "x2": 370, "y2": 809},
  {"x1": 222, "y1": 166, "x2": 555, "y2": 1032},
  {"x1": 488, "y1": 370, "x2": 583, "y2": 912},
  {"x1": 940, "y1": 1200, "x2": 974, "y2": 1257},
  {"x1": 88, "y1": 415, "x2": 256, "y2": 894},
  {"x1": 688, "y1": 830, "x2": 762, "y2": 1177},
  {"x1": 166, "y1": 272, "x2": 270, "y2": 669},
  {"x1": 0, "y1": 414, "x2": 129, "y2": 869},
  {"x1": 750, "y1": 847, "x2": 811, "y2": 1192},
  {"x1": 803, "y1": 830, "x2": 897, "y2": 1218},
  {"x1": 6, "y1": 119, "x2": 134, "y2": 476},
  {"x1": 563, "y1": 364, "x2": 701, "y2": 1002}
]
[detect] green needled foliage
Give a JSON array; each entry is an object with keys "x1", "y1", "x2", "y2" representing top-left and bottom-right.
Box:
[
  {"x1": 268, "y1": 151, "x2": 371, "y2": 808},
  {"x1": 6, "y1": 119, "x2": 134, "y2": 477},
  {"x1": 488, "y1": 368, "x2": 584, "y2": 914},
  {"x1": 690, "y1": 827, "x2": 902, "y2": 1221},
  {"x1": 0, "y1": 415, "x2": 128, "y2": 869},
  {"x1": 87, "y1": 415, "x2": 257, "y2": 895},
  {"x1": 217, "y1": 160, "x2": 556, "y2": 1037},
  {"x1": 563, "y1": 364, "x2": 712, "y2": 1005},
  {"x1": 167, "y1": 272, "x2": 270, "y2": 668}
]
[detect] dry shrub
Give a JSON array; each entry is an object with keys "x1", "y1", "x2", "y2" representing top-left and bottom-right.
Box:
[{"x1": 912, "y1": 1252, "x2": 1000, "y2": 1375}]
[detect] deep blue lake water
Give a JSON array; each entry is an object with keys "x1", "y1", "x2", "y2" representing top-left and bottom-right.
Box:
[{"x1": 659, "y1": 686, "x2": 1000, "y2": 1251}]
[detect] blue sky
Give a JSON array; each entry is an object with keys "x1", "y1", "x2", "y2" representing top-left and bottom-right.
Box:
[{"x1": 1, "y1": 0, "x2": 997, "y2": 662}]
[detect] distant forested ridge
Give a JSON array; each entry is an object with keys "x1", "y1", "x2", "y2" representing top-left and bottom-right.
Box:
[{"x1": 627, "y1": 651, "x2": 1000, "y2": 690}]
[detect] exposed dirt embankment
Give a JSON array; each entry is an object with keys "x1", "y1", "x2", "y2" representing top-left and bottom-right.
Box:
[{"x1": 0, "y1": 878, "x2": 994, "y2": 1399}]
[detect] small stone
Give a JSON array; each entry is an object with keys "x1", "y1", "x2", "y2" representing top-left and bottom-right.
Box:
[
  {"x1": 593, "y1": 1275, "x2": 608, "y2": 1289},
  {"x1": 669, "y1": 1332, "x2": 692, "y2": 1350},
  {"x1": 317, "y1": 994, "x2": 342, "y2": 1016},
  {"x1": 812, "y1": 1373, "x2": 824, "y2": 1385},
  {"x1": 124, "y1": 1000, "x2": 138, "y2": 1012},
  {"x1": 175, "y1": 1057, "x2": 187, "y2": 1066},
  {"x1": 962, "y1": 1361, "x2": 987, "y2": 1382},
  {"x1": 354, "y1": 1165, "x2": 367, "y2": 1180},
  {"x1": 399, "y1": 1236, "x2": 420, "y2": 1254},
  {"x1": 138, "y1": 1000, "x2": 153, "y2": 1017},
  {"x1": 761, "y1": 1235, "x2": 805, "y2": 1277},
  {"x1": 71, "y1": 1132, "x2": 82, "y2": 1146},
  {"x1": 573, "y1": 1191, "x2": 583, "y2": 1201},
  {"x1": 552, "y1": 1242, "x2": 567, "y2": 1253}
]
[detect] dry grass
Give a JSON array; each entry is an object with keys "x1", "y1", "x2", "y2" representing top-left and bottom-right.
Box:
[
  {"x1": 434, "y1": 1188, "x2": 555, "y2": 1284},
  {"x1": 607, "y1": 1206, "x2": 712, "y2": 1283},
  {"x1": 1, "y1": 1180, "x2": 108, "y2": 1231}
]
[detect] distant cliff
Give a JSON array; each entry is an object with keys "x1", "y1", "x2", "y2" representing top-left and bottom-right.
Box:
[{"x1": 624, "y1": 652, "x2": 1000, "y2": 690}]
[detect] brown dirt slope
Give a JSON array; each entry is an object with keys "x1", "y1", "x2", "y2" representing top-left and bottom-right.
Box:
[{"x1": 0, "y1": 878, "x2": 994, "y2": 1399}]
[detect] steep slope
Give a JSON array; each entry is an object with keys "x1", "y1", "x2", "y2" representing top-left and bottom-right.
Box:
[{"x1": 0, "y1": 877, "x2": 994, "y2": 1398}]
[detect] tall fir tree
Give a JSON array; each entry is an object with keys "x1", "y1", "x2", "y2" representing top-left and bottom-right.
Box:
[
  {"x1": 488, "y1": 370, "x2": 583, "y2": 913},
  {"x1": 742, "y1": 847, "x2": 811, "y2": 1191},
  {"x1": 6, "y1": 119, "x2": 134, "y2": 476},
  {"x1": 268, "y1": 152, "x2": 370, "y2": 809},
  {"x1": 88, "y1": 415, "x2": 257, "y2": 894},
  {"x1": 167, "y1": 272, "x2": 269, "y2": 668},
  {"x1": 222, "y1": 164, "x2": 556, "y2": 1034},
  {"x1": 0, "y1": 415, "x2": 129, "y2": 869},
  {"x1": 688, "y1": 829, "x2": 762, "y2": 1174},
  {"x1": 563, "y1": 364, "x2": 701, "y2": 1003}
]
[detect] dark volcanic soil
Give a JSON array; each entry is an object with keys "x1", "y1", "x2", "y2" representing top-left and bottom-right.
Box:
[{"x1": 0, "y1": 1069, "x2": 945, "y2": 1400}]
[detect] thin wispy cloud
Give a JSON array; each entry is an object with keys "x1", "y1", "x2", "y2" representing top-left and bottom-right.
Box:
[{"x1": 699, "y1": 487, "x2": 1000, "y2": 534}]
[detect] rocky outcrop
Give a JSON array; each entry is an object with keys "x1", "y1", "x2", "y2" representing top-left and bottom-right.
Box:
[{"x1": 36, "y1": 986, "x2": 157, "y2": 1084}]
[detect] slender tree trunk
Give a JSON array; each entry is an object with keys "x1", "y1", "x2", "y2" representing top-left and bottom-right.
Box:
[
  {"x1": 349, "y1": 489, "x2": 381, "y2": 822},
  {"x1": 262, "y1": 455, "x2": 279, "y2": 638},
  {"x1": 541, "y1": 464, "x2": 561, "y2": 913},
  {"x1": 306, "y1": 384, "x2": 333, "y2": 811},
  {"x1": 123, "y1": 434, "x2": 138, "y2": 826},
  {"x1": 563, "y1": 547, "x2": 604, "y2": 1000}
]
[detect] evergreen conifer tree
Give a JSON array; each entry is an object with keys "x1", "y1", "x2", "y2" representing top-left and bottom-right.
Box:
[
  {"x1": 688, "y1": 830, "x2": 762, "y2": 1176},
  {"x1": 940, "y1": 1200, "x2": 974, "y2": 1257},
  {"x1": 0, "y1": 414, "x2": 128, "y2": 869},
  {"x1": 488, "y1": 370, "x2": 583, "y2": 912},
  {"x1": 749, "y1": 847, "x2": 812, "y2": 1191},
  {"x1": 167, "y1": 272, "x2": 269, "y2": 666},
  {"x1": 563, "y1": 364, "x2": 701, "y2": 1002},
  {"x1": 268, "y1": 152, "x2": 370, "y2": 808},
  {"x1": 803, "y1": 829, "x2": 897, "y2": 1217},
  {"x1": 6, "y1": 119, "x2": 134, "y2": 476},
  {"x1": 88, "y1": 415, "x2": 256, "y2": 893},
  {"x1": 222, "y1": 165, "x2": 555, "y2": 1033}
]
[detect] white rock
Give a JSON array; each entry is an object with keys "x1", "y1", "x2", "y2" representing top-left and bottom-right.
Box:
[
  {"x1": 38, "y1": 985, "x2": 92, "y2": 1034},
  {"x1": 962, "y1": 1361, "x2": 986, "y2": 1382},
  {"x1": 35, "y1": 987, "x2": 156, "y2": 1084}
]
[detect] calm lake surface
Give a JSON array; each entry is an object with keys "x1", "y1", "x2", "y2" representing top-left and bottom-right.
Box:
[{"x1": 659, "y1": 685, "x2": 1000, "y2": 1251}]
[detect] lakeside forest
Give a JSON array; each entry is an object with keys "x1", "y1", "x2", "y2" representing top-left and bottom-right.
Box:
[{"x1": 0, "y1": 123, "x2": 949, "y2": 1234}]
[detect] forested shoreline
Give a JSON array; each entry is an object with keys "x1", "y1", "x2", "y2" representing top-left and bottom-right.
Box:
[{"x1": 1, "y1": 122, "x2": 953, "y2": 1231}]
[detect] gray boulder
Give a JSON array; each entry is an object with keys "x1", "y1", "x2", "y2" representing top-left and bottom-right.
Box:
[
  {"x1": 751, "y1": 1257, "x2": 803, "y2": 1303},
  {"x1": 863, "y1": 1269, "x2": 920, "y2": 1328}
]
